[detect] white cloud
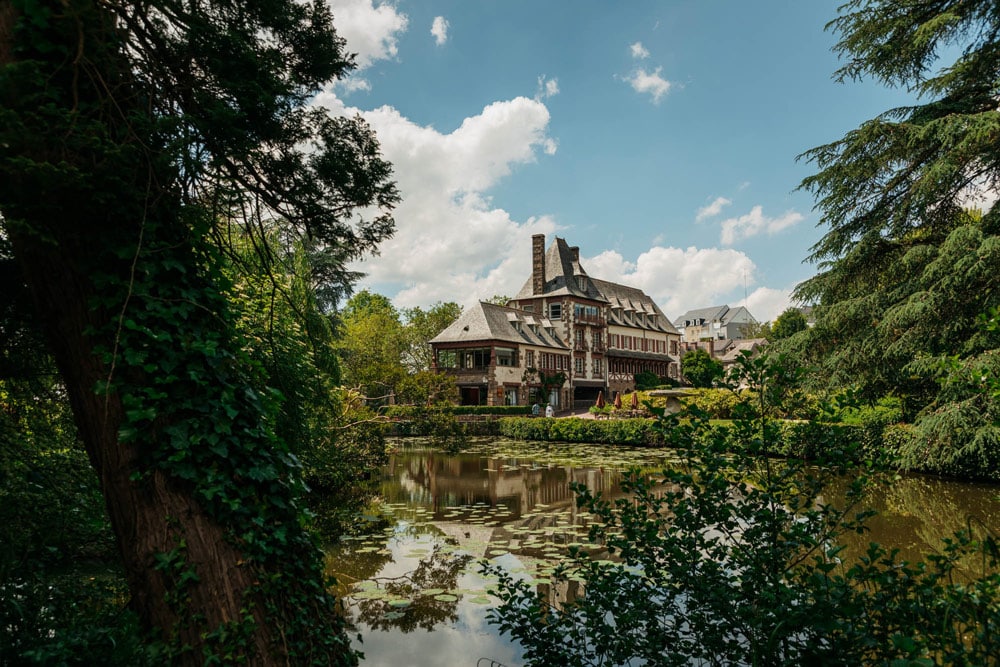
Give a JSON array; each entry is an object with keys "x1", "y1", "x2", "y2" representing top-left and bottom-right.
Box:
[
  {"x1": 327, "y1": 0, "x2": 408, "y2": 85},
  {"x1": 696, "y1": 196, "x2": 732, "y2": 222},
  {"x1": 431, "y1": 16, "x2": 449, "y2": 45},
  {"x1": 536, "y1": 75, "x2": 559, "y2": 100},
  {"x1": 626, "y1": 67, "x2": 671, "y2": 104},
  {"x1": 719, "y1": 205, "x2": 804, "y2": 245},
  {"x1": 630, "y1": 41, "x2": 650, "y2": 59},
  {"x1": 583, "y1": 246, "x2": 757, "y2": 319},
  {"x1": 745, "y1": 286, "x2": 795, "y2": 323},
  {"x1": 312, "y1": 91, "x2": 559, "y2": 307}
]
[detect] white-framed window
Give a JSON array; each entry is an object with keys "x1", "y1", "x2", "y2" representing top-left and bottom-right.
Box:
[
  {"x1": 574, "y1": 358, "x2": 585, "y2": 375},
  {"x1": 593, "y1": 358, "x2": 603, "y2": 376},
  {"x1": 549, "y1": 303, "x2": 562, "y2": 320}
]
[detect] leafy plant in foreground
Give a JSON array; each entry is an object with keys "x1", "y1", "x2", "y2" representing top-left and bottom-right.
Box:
[{"x1": 487, "y1": 353, "x2": 1000, "y2": 666}]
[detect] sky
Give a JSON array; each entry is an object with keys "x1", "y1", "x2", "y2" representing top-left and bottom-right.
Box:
[{"x1": 314, "y1": 0, "x2": 918, "y2": 323}]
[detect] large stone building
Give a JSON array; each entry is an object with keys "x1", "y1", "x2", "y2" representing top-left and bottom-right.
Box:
[{"x1": 430, "y1": 235, "x2": 680, "y2": 408}]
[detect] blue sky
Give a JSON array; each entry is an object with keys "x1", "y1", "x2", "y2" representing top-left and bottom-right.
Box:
[{"x1": 316, "y1": 0, "x2": 916, "y2": 322}]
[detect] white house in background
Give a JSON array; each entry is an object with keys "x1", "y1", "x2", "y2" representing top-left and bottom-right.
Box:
[{"x1": 673, "y1": 304, "x2": 757, "y2": 342}]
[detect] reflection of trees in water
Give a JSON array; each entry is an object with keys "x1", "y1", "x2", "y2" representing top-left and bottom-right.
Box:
[
  {"x1": 353, "y1": 541, "x2": 474, "y2": 632},
  {"x1": 828, "y1": 473, "x2": 1000, "y2": 574}
]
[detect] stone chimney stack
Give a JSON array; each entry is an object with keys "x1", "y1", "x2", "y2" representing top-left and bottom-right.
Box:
[
  {"x1": 569, "y1": 246, "x2": 580, "y2": 263},
  {"x1": 532, "y1": 234, "x2": 545, "y2": 295}
]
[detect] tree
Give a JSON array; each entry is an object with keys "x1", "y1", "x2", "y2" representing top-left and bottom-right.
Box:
[
  {"x1": 770, "y1": 308, "x2": 808, "y2": 340},
  {"x1": 336, "y1": 290, "x2": 407, "y2": 401},
  {"x1": 743, "y1": 319, "x2": 773, "y2": 340},
  {"x1": 488, "y1": 354, "x2": 1000, "y2": 665},
  {"x1": 0, "y1": 1, "x2": 397, "y2": 663},
  {"x1": 681, "y1": 349, "x2": 723, "y2": 388},
  {"x1": 795, "y1": 0, "x2": 1000, "y2": 474},
  {"x1": 401, "y1": 301, "x2": 462, "y2": 373}
]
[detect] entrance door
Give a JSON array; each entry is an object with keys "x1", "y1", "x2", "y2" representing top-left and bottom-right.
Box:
[{"x1": 461, "y1": 387, "x2": 480, "y2": 406}]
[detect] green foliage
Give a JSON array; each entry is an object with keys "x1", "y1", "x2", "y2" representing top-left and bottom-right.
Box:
[
  {"x1": 681, "y1": 348, "x2": 723, "y2": 388},
  {"x1": 488, "y1": 353, "x2": 1000, "y2": 666},
  {"x1": 498, "y1": 417, "x2": 662, "y2": 446},
  {"x1": 300, "y1": 389, "x2": 388, "y2": 539},
  {"x1": 793, "y1": 0, "x2": 1000, "y2": 472},
  {"x1": 770, "y1": 307, "x2": 808, "y2": 339},
  {"x1": 401, "y1": 302, "x2": 462, "y2": 372},
  {"x1": 634, "y1": 370, "x2": 673, "y2": 390},
  {"x1": 385, "y1": 405, "x2": 531, "y2": 417},
  {"x1": 395, "y1": 371, "x2": 460, "y2": 406},
  {"x1": 2, "y1": 0, "x2": 400, "y2": 659},
  {"x1": 336, "y1": 290, "x2": 408, "y2": 402},
  {"x1": 680, "y1": 388, "x2": 741, "y2": 419}
]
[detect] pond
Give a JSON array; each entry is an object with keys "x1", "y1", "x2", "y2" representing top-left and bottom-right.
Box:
[{"x1": 324, "y1": 437, "x2": 1000, "y2": 667}]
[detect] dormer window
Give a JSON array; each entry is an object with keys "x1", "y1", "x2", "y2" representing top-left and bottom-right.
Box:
[{"x1": 577, "y1": 276, "x2": 587, "y2": 291}]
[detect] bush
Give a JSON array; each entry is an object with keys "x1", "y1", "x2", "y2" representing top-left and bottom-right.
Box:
[
  {"x1": 498, "y1": 417, "x2": 663, "y2": 446},
  {"x1": 680, "y1": 388, "x2": 741, "y2": 419},
  {"x1": 383, "y1": 404, "x2": 530, "y2": 418},
  {"x1": 488, "y1": 353, "x2": 1000, "y2": 666}
]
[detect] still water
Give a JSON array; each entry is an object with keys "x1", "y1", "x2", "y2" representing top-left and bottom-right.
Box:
[{"x1": 324, "y1": 437, "x2": 1000, "y2": 667}]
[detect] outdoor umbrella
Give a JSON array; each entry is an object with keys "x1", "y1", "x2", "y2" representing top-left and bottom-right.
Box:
[
  {"x1": 613, "y1": 392, "x2": 622, "y2": 409},
  {"x1": 595, "y1": 391, "x2": 605, "y2": 408},
  {"x1": 630, "y1": 392, "x2": 639, "y2": 410}
]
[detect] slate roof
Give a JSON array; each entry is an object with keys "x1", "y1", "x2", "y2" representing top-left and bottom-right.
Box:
[
  {"x1": 430, "y1": 301, "x2": 569, "y2": 349},
  {"x1": 513, "y1": 237, "x2": 606, "y2": 301},
  {"x1": 591, "y1": 278, "x2": 678, "y2": 334},
  {"x1": 673, "y1": 305, "x2": 730, "y2": 328},
  {"x1": 510, "y1": 236, "x2": 678, "y2": 334}
]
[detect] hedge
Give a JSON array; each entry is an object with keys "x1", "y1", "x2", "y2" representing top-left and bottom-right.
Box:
[
  {"x1": 499, "y1": 417, "x2": 664, "y2": 447},
  {"x1": 383, "y1": 405, "x2": 531, "y2": 418}
]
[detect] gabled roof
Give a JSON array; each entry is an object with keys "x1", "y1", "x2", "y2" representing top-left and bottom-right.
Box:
[
  {"x1": 719, "y1": 338, "x2": 767, "y2": 364},
  {"x1": 673, "y1": 304, "x2": 758, "y2": 328},
  {"x1": 510, "y1": 236, "x2": 678, "y2": 334},
  {"x1": 430, "y1": 301, "x2": 568, "y2": 349},
  {"x1": 592, "y1": 278, "x2": 678, "y2": 334},
  {"x1": 673, "y1": 305, "x2": 730, "y2": 328},
  {"x1": 513, "y1": 237, "x2": 606, "y2": 301}
]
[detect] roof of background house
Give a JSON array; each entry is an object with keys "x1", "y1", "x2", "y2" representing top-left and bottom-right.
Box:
[
  {"x1": 673, "y1": 304, "x2": 756, "y2": 328},
  {"x1": 719, "y1": 338, "x2": 767, "y2": 364},
  {"x1": 673, "y1": 305, "x2": 730, "y2": 328},
  {"x1": 430, "y1": 301, "x2": 569, "y2": 349}
]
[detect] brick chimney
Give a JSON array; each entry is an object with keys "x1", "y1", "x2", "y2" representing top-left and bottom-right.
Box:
[{"x1": 532, "y1": 234, "x2": 545, "y2": 295}]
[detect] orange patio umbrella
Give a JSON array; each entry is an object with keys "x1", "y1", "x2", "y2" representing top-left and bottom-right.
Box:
[
  {"x1": 630, "y1": 391, "x2": 639, "y2": 410},
  {"x1": 613, "y1": 392, "x2": 622, "y2": 409},
  {"x1": 595, "y1": 391, "x2": 605, "y2": 408}
]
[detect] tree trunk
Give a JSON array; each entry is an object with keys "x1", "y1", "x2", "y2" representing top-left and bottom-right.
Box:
[{"x1": 1, "y1": 2, "x2": 352, "y2": 663}]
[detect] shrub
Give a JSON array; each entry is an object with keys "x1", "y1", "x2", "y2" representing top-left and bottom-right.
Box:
[{"x1": 487, "y1": 353, "x2": 1000, "y2": 666}]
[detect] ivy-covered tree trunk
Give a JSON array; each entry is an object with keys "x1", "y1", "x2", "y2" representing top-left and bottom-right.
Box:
[{"x1": 0, "y1": 1, "x2": 390, "y2": 662}]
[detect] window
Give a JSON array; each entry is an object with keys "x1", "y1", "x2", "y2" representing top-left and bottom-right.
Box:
[
  {"x1": 577, "y1": 275, "x2": 587, "y2": 291},
  {"x1": 496, "y1": 347, "x2": 516, "y2": 367},
  {"x1": 437, "y1": 349, "x2": 457, "y2": 368},
  {"x1": 523, "y1": 305, "x2": 533, "y2": 312},
  {"x1": 549, "y1": 303, "x2": 562, "y2": 320},
  {"x1": 670, "y1": 340, "x2": 678, "y2": 355},
  {"x1": 504, "y1": 388, "x2": 518, "y2": 406},
  {"x1": 574, "y1": 329, "x2": 585, "y2": 347},
  {"x1": 574, "y1": 358, "x2": 585, "y2": 375},
  {"x1": 593, "y1": 358, "x2": 603, "y2": 376},
  {"x1": 592, "y1": 331, "x2": 602, "y2": 349},
  {"x1": 525, "y1": 350, "x2": 534, "y2": 368}
]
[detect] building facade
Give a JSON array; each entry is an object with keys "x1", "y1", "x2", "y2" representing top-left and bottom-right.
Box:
[
  {"x1": 431, "y1": 235, "x2": 680, "y2": 407},
  {"x1": 673, "y1": 304, "x2": 756, "y2": 342}
]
